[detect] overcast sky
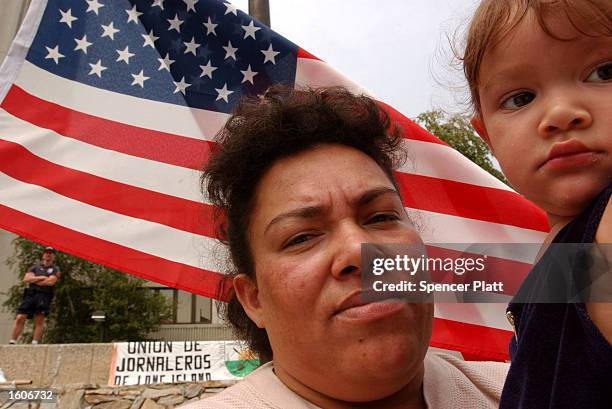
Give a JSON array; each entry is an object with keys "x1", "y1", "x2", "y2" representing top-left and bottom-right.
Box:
[{"x1": 233, "y1": 0, "x2": 480, "y2": 119}]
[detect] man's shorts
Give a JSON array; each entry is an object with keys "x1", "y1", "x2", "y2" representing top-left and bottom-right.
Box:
[{"x1": 16, "y1": 289, "x2": 53, "y2": 319}]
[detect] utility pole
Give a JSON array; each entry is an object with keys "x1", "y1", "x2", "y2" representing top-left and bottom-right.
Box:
[{"x1": 248, "y1": 0, "x2": 270, "y2": 27}]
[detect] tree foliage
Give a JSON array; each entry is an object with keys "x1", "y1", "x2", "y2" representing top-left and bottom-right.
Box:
[
  {"x1": 415, "y1": 110, "x2": 508, "y2": 184},
  {"x1": 3, "y1": 238, "x2": 173, "y2": 343}
]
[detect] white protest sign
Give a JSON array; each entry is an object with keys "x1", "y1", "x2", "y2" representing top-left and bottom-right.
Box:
[{"x1": 108, "y1": 340, "x2": 259, "y2": 386}]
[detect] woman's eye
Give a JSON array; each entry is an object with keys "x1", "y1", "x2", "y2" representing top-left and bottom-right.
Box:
[
  {"x1": 283, "y1": 234, "x2": 313, "y2": 248},
  {"x1": 367, "y1": 213, "x2": 400, "y2": 224},
  {"x1": 501, "y1": 92, "x2": 535, "y2": 110},
  {"x1": 586, "y1": 62, "x2": 612, "y2": 82}
]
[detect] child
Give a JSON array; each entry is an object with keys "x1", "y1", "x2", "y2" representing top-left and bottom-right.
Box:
[{"x1": 463, "y1": 0, "x2": 612, "y2": 408}]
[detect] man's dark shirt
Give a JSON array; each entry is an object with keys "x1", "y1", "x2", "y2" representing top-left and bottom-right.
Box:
[{"x1": 28, "y1": 263, "x2": 59, "y2": 294}]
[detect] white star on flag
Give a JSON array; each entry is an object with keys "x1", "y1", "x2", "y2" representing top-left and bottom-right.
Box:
[
  {"x1": 126, "y1": 5, "x2": 142, "y2": 24},
  {"x1": 240, "y1": 65, "x2": 258, "y2": 84},
  {"x1": 183, "y1": 37, "x2": 200, "y2": 55},
  {"x1": 59, "y1": 9, "x2": 77, "y2": 28},
  {"x1": 223, "y1": 2, "x2": 238, "y2": 15},
  {"x1": 223, "y1": 41, "x2": 238, "y2": 60},
  {"x1": 199, "y1": 60, "x2": 217, "y2": 79},
  {"x1": 158, "y1": 54, "x2": 175, "y2": 71},
  {"x1": 167, "y1": 14, "x2": 184, "y2": 33},
  {"x1": 203, "y1": 17, "x2": 218, "y2": 36},
  {"x1": 86, "y1": 0, "x2": 104, "y2": 15},
  {"x1": 116, "y1": 46, "x2": 135, "y2": 64},
  {"x1": 241, "y1": 21, "x2": 260, "y2": 40},
  {"x1": 152, "y1": 0, "x2": 164, "y2": 10},
  {"x1": 101, "y1": 22, "x2": 120, "y2": 40},
  {"x1": 183, "y1": 0, "x2": 199, "y2": 13},
  {"x1": 261, "y1": 44, "x2": 280, "y2": 64},
  {"x1": 45, "y1": 45, "x2": 64, "y2": 64},
  {"x1": 215, "y1": 83, "x2": 234, "y2": 102},
  {"x1": 130, "y1": 70, "x2": 150, "y2": 88},
  {"x1": 74, "y1": 35, "x2": 92, "y2": 54},
  {"x1": 142, "y1": 30, "x2": 159, "y2": 48},
  {"x1": 88, "y1": 59, "x2": 107, "y2": 77},
  {"x1": 173, "y1": 77, "x2": 190, "y2": 94}
]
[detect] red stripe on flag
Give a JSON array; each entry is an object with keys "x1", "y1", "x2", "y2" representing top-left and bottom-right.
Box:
[
  {"x1": 380, "y1": 102, "x2": 448, "y2": 145},
  {"x1": 431, "y1": 317, "x2": 512, "y2": 361},
  {"x1": 1, "y1": 85, "x2": 214, "y2": 170},
  {"x1": 0, "y1": 203, "x2": 225, "y2": 299},
  {"x1": 297, "y1": 48, "x2": 321, "y2": 60},
  {"x1": 426, "y1": 245, "x2": 532, "y2": 296},
  {"x1": 396, "y1": 172, "x2": 550, "y2": 232},
  {"x1": 0, "y1": 139, "x2": 216, "y2": 237}
]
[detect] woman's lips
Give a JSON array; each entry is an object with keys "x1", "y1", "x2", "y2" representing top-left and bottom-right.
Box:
[{"x1": 334, "y1": 298, "x2": 406, "y2": 321}]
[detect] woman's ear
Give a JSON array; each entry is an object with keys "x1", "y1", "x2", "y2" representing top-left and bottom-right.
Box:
[
  {"x1": 233, "y1": 274, "x2": 265, "y2": 328},
  {"x1": 470, "y1": 115, "x2": 492, "y2": 150}
]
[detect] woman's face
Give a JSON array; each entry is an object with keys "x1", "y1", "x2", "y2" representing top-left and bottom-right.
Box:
[{"x1": 239, "y1": 144, "x2": 433, "y2": 402}]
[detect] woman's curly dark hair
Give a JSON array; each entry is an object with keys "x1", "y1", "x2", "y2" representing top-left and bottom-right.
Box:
[{"x1": 203, "y1": 84, "x2": 406, "y2": 362}]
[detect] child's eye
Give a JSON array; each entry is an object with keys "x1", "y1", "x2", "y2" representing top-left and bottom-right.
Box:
[
  {"x1": 367, "y1": 213, "x2": 400, "y2": 224},
  {"x1": 501, "y1": 92, "x2": 535, "y2": 110},
  {"x1": 586, "y1": 62, "x2": 612, "y2": 82}
]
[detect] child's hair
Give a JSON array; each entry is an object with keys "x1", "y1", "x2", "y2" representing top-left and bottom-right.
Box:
[{"x1": 463, "y1": 0, "x2": 612, "y2": 114}]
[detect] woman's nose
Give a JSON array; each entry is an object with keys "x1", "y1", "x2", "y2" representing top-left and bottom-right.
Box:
[
  {"x1": 329, "y1": 222, "x2": 369, "y2": 279},
  {"x1": 538, "y1": 96, "x2": 592, "y2": 138}
]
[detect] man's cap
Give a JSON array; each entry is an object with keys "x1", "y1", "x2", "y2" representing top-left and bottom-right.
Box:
[{"x1": 43, "y1": 246, "x2": 55, "y2": 253}]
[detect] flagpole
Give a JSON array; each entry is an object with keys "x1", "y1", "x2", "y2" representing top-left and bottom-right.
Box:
[{"x1": 248, "y1": 0, "x2": 270, "y2": 27}]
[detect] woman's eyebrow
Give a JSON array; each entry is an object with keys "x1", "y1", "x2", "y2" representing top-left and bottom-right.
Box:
[
  {"x1": 264, "y1": 187, "x2": 400, "y2": 234},
  {"x1": 264, "y1": 205, "x2": 324, "y2": 234},
  {"x1": 354, "y1": 186, "x2": 399, "y2": 207}
]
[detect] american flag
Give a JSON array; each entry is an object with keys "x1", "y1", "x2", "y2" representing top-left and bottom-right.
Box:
[{"x1": 0, "y1": 0, "x2": 549, "y2": 360}]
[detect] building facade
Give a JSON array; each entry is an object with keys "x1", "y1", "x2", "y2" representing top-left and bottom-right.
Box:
[{"x1": 0, "y1": 229, "x2": 232, "y2": 344}]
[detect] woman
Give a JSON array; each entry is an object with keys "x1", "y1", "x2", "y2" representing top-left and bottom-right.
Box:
[{"x1": 184, "y1": 85, "x2": 507, "y2": 408}]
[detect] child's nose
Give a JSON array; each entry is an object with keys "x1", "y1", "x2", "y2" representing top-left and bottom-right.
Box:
[{"x1": 538, "y1": 99, "x2": 592, "y2": 137}]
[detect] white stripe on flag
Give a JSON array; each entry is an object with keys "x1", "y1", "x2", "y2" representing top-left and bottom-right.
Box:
[
  {"x1": 400, "y1": 139, "x2": 513, "y2": 192},
  {"x1": 15, "y1": 61, "x2": 230, "y2": 140},
  {"x1": 0, "y1": 109, "x2": 203, "y2": 202},
  {"x1": 295, "y1": 56, "x2": 373, "y2": 97},
  {"x1": 409, "y1": 208, "x2": 547, "y2": 244},
  {"x1": 0, "y1": 171, "x2": 224, "y2": 270}
]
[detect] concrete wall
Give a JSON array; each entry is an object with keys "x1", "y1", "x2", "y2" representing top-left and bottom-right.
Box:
[
  {"x1": 0, "y1": 344, "x2": 113, "y2": 387},
  {"x1": 0, "y1": 344, "x2": 462, "y2": 388},
  {"x1": 0, "y1": 344, "x2": 232, "y2": 409}
]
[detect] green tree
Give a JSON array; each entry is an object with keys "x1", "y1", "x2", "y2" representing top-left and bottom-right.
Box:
[
  {"x1": 3, "y1": 238, "x2": 173, "y2": 343},
  {"x1": 415, "y1": 110, "x2": 508, "y2": 185}
]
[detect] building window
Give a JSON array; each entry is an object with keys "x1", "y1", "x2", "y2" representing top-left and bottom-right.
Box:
[{"x1": 151, "y1": 287, "x2": 212, "y2": 324}]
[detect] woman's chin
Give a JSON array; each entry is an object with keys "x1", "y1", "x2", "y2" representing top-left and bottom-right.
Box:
[
  {"x1": 335, "y1": 335, "x2": 424, "y2": 382},
  {"x1": 317, "y1": 352, "x2": 424, "y2": 403}
]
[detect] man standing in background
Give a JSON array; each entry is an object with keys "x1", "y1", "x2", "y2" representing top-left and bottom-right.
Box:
[{"x1": 9, "y1": 247, "x2": 60, "y2": 344}]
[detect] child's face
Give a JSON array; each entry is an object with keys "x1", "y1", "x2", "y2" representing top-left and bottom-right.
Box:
[{"x1": 472, "y1": 11, "x2": 612, "y2": 219}]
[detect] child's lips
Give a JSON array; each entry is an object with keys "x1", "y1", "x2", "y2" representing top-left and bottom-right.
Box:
[
  {"x1": 544, "y1": 152, "x2": 600, "y2": 171},
  {"x1": 542, "y1": 140, "x2": 600, "y2": 170}
]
